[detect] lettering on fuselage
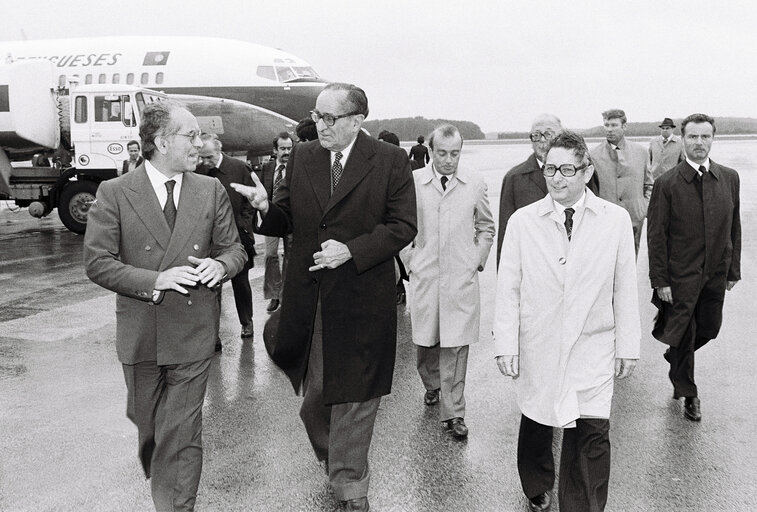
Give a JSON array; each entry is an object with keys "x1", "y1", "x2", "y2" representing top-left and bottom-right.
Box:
[{"x1": 14, "y1": 53, "x2": 123, "y2": 67}]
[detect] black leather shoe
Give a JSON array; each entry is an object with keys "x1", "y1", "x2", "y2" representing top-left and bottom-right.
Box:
[
  {"x1": 444, "y1": 417, "x2": 469, "y2": 439},
  {"x1": 423, "y1": 388, "x2": 440, "y2": 406},
  {"x1": 684, "y1": 397, "x2": 701, "y2": 421},
  {"x1": 343, "y1": 496, "x2": 369, "y2": 511},
  {"x1": 527, "y1": 491, "x2": 552, "y2": 512},
  {"x1": 267, "y1": 299, "x2": 280, "y2": 312},
  {"x1": 215, "y1": 340, "x2": 222, "y2": 352},
  {"x1": 241, "y1": 323, "x2": 254, "y2": 338}
]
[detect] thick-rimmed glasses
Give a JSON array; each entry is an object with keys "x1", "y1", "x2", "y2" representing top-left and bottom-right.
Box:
[
  {"x1": 529, "y1": 131, "x2": 555, "y2": 142},
  {"x1": 172, "y1": 130, "x2": 202, "y2": 143},
  {"x1": 543, "y1": 163, "x2": 588, "y2": 177},
  {"x1": 310, "y1": 110, "x2": 360, "y2": 127}
]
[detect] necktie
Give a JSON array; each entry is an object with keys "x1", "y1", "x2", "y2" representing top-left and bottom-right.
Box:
[
  {"x1": 440, "y1": 176, "x2": 448, "y2": 191},
  {"x1": 331, "y1": 152, "x2": 343, "y2": 194},
  {"x1": 164, "y1": 180, "x2": 177, "y2": 231},
  {"x1": 564, "y1": 207, "x2": 574, "y2": 241},
  {"x1": 274, "y1": 164, "x2": 285, "y2": 193}
]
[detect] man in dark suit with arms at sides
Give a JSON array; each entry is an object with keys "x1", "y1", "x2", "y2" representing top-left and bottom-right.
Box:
[
  {"x1": 232, "y1": 82, "x2": 416, "y2": 512},
  {"x1": 647, "y1": 113, "x2": 740, "y2": 422},
  {"x1": 197, "y1": 133, "x2": 256, "y2": 343},
  {"x1": 84, "y1": 102, "x2": 247, "y2": 511}
]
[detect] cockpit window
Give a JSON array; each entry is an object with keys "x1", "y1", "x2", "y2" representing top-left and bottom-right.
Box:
[
  {"x1": 257, "y1": 64, "x2": 320, "y2": 83},
  {"x1": 256, "y1": 66, "x2": 276, "y2": 81}
]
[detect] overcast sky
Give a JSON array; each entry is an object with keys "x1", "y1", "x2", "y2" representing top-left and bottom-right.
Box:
[{"x1": 3, "y1": 0, "x2": 756, "y2": 132}]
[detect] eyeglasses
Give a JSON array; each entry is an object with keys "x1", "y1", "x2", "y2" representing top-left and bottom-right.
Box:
[
  {"x1": 543, "y1": 163, "x2": 589, "y2": 177},
  {"x1": 310, "y1": 110, "x2": 360, "y2": 127},
  {"x1": 529, "y1": 131, "x2": 556, "y2": 142},
  {"x1": 172, "y1": 131, "x2": 202, "y2": 142}
]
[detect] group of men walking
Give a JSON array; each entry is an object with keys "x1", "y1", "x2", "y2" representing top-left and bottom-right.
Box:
[{"x1": 83, "y1": 81, "x2": 740, "y2": 512}]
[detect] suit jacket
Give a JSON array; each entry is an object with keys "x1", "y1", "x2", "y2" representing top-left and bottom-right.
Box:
[
  {"x1": 648, "y1": 135, "x2": 685, "y2": 180},
  {"x1": 495, "y1": 190, "x2": 640, "y2": 427},
  {"x1": 409, "y1": 143, "x2": 429, "y2": 166},
  {"x1": 196, "y1": 154, "x2": 256, "y2": 235},
  {"x1": 257, "y1": 131, "x2": 417, "y2": 404},
  {"x1": 404, "y1": 166, "x2": 495, "y2": 347},
  {"x1": 255, "y1": 159, "x2": 283, "y2": 203},
  {"x1": 647, "y1": 160, "x2": 741, "y2": 346},
  {"x1": 122, "y1": 156, "x2": 144, "y2": 174},
  {"x1": 496, "y1": 153, "x2": 599, "y2": 267},
  {"x1": 84, "y1": 165, "x2": 247, "y2": 365},
  {"x1": 590, "y1": 138, "x2": 653, "y2": 228}
]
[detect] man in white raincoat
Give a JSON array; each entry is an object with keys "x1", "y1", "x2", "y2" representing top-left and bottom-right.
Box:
[
  {"x1": 494, "y1": 131, "x2": 640, "y2": 512},
  {"x1": 404, "y1": 124, "x2": 495, "y2": 439}
]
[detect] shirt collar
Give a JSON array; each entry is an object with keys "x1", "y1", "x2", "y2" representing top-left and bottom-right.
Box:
[
  {"x1": 551, "y1": 190, "x2": 586, "y2": 216},
  {"x1": 686, "y1": 157, "x2": 710, "y2": 174},
  {"x1": 215, "y1": 153, "x2": 224, "y2": 169},
  {"x1": 145, "y1": 159, "x2": 183, "y2": 185},
  {"x1": 330, "y1": 135, "x2": 358, "y2": 167}
]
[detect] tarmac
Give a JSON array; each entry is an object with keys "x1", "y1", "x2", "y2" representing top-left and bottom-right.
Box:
[{"x1": 1, "y1": 155, "x2": 756, "y2": 511}]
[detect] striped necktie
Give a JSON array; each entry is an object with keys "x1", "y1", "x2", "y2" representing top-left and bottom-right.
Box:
[{"x1": 274, "y1": 164, "x2": 285, "y2": 193}]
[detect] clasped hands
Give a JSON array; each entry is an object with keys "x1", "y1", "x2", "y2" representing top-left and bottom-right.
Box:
[
  {"x1": 153, "y1": 256, "x2": 225, "y2": 296},
  {"x1": 495, "y1": 355, "x2": 637, "y2": 379}
]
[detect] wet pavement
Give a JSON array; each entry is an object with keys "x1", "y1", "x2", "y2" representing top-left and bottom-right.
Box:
[{"x1": 1, "y1": 143, "x2": 756, "y2": 511}]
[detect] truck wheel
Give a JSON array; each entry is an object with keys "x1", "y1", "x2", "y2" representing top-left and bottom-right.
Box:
[{"x1": 58, "y1": 180, "x2": 99, "y2": 234}]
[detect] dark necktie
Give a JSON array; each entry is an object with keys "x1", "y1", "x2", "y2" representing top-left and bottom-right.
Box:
[
  {"x1": 274, "y1": 164, "x2": 285, "y2": 193},
  {"x1": 331, "y1": 152, "x2": 343, "y2": 194},
  {"x1": 441, "y1": 176, "x2": 448, "y2": 191},
  {"x1": 564, "y1": 207, "x2": 575, "y2": 241},
  {"x1": 164, "y1": 180, "x2": 177, "y2": 231}
]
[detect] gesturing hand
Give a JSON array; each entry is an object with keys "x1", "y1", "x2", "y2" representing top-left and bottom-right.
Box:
[
  {"x1": 230, "y1": 172, "x2": 269, "y2": 213},
  {"x1": 309, "y1": 240, "x2": 352, "y2": 271}
]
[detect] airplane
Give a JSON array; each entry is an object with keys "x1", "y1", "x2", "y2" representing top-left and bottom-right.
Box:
[{"x1": 0, "y1": 36, "x2": 327, "y2": 157}]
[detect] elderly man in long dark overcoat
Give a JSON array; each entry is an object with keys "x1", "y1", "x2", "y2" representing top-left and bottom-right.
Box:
[
  {"x1": 647, "y1": 113, "x2": 741, "y2": 422},
  {"x1": 232, "y1": 82, "x2": 416, "y2": 512}
]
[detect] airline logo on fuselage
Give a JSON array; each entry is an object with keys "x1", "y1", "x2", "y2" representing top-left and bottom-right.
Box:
[
  {"x1": 14, "y1": 53, "x2": 122, "y2": 67},
  {"x1": 143, "y1": 52, "x2": 170, "y2": 66}
]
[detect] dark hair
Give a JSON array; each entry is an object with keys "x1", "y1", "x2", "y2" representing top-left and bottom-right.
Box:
[
  {"x1": 417, "y1": 135, "x2": 425, "y2": 144},
  {"x1": 601, "y1": 109, "x2": 627, "y2": 124},
  {"x1": 681, "y1": 113, "x2": 716, "y2": 136},
  {"x1": 377, "y1": 130, "x2": 400, "y2": 146},
  {"x1": 323, "y1": 82, "x2": 369, "y2": 118},
  {"x1": 139, "y1": 101, "x2": 182, "y2": 160},
  {"x1": 126, "y1": 140, "x2": 140, "y2": 149},
  {"x1": 547, "y1": 130, "x2": 592, "y2": 167},
  {"x1": 296, "y1": 117, "x2": 318, "y2": 141},
  {"x1": 428, "y1": 124, "x2": 463, "y2": 150},
  {"x1": 273, "y1": 131, "x2": 292, "y2": 149}
]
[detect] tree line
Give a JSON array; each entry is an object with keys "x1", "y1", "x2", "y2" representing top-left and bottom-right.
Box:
[{"x1": 363, "y1": 116, "x2": 485, "y2": 142}]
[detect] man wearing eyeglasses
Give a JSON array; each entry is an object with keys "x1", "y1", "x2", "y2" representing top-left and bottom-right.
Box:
[
  {"x1": 495, "y1": 131, "x2": 640, "y2": 512},
  {"x1": 84, "y1": 102, "x2": 247, "y2": 511},
  {"x1": 231, "y1": 82, "x2": 416, "y2": 512},
  {"x1": 589, "y1": 109, "x2": 653, "y2": 255},
  {"x1": 496, "y1": 114, "x2": 599, "y2": 268}
]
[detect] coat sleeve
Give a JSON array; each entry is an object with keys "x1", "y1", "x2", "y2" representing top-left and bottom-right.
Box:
[
  {"x1": 346, "y1": 149, "x2": 418, "y2": 274},
  {"x1": 646, "y1": 179, "x2": 670, "y2": 288},
  {"x1": 728, "y1": 172, "x2": 741, "y2": 281},
  {"x1": 613, "y1": 210, "x2": 641, "y2": 359},
  {"x1": 474, "y1": 180, "x2": 495, "y2": 270},
  {"x1": 257, "y1": 154, "x2": 294, "y2": 238},
  {"x1": 210, "y1": 179, "x2": 248, "y2": 278},
  {"x1": 493, "y1": 212, "x2": 522, "y2": 357},
  {"x1": 83, "y1": 180, "x2": 159, "y2": 301},
  {"x1": 238, "y1": 163, "x2": 257, "y2": 234},
  {"x1": 642, "y1": 149, "x2": 654, "y2": 198},
  {"x1": 496, "y1": 172, "x2": 516, "y2": 268}
]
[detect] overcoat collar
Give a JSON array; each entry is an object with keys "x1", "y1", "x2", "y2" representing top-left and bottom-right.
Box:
[
  {"x1": 536, "y1": 188, "x2": 602, "y2": 218},
  {"x1": 417, "y1": 164, "x2": 471, "y2": 195},
  {"x1": 680, "y1": 160, "x2": 720, "y2": 183},
  {"x1": 525, "y1": 153, "x2": 548, "y2": 194}
]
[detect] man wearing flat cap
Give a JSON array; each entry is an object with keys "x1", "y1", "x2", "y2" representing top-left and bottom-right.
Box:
[{"x1": 648, "y1": 117, "x2": 685, "y2": 180}]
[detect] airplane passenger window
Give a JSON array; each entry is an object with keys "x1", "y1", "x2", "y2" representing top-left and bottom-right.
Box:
[
  {"x1": 98, "y1": 74, "x2": 107, "y2": 84},
  {"x1": 156, "y1": 72, "x2": 164, "y2": 85},
  {"x1": 140, "y1": 73, "x2": 149, "y2": 85},
  {"x1": 74, "y1": 96, "x2": 87, "y2": 123},
  {"x1": 85, "y1": 74, "x2": 93, "y2": 85},
  {"x1": 256, "y1": 66, "x2": 276, "y2": 81},
  {"x1": 126, "y1": 73, "x2": 134, "y2": 85},
  {"x1": 112, "y1": 73, "x2": 120, "y2": 84}
]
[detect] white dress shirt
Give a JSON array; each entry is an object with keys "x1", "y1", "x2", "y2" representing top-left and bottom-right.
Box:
[{"x1": 145, "y1": 160, "x2": 183, "y2": 210}]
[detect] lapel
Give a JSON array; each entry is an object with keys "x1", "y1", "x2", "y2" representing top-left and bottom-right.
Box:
[
  {"x1": 160, "y1": 171, "x2": 209, "y2": 270},
  {"x1": 324, "y1": 131, "x2": 375, "y2": 215},
  {"x1": 418, "y1": 165, "x2": 443, "y2": 195},
  {"x1": 526, "y1": 153, "x2": 547, "y2": 194},
  {"x1": 303, "y1": 144, "x2": 332, "y2": 214},
  {"x1": 123, "y1": 165, "x2": 171, "y2": 250}
]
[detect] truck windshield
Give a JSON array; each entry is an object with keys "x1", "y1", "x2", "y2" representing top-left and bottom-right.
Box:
[{"x1": 94, "y1": 97, "x2": 122, "y2": 122}]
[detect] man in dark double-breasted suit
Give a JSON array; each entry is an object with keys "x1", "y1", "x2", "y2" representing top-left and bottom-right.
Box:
[
  {"x1": 84, "y1": 103, "x2": 246, "y2": 511},
  {"x1": 232, "y1": 83, "x2": 416, "y2": 512},
  {"x1": 647, "y1": 113, "x2": 741, "y2": 422},
  {"x1": 197, "y1": 133, "x2": 257, "y2": 342}
]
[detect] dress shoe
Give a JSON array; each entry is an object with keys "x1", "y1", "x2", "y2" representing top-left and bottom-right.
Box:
[
  {"x1": 684, "y1": 397, "x2": 701, "y2": 421},
  {"x1": 267, "y1": 299, "x2": 280, "y2": 312},
  {"x1": 443, "y1": 417, "x2": 469, "y2": 439},
  {"x1": 215, "y1": 340, "x2": 222, "y2": 352},
  {"x1": 343, "y1": 496, "x2": 369, "y2": 511},
  {"x1": 527, "y1": 491, "x2": 552, "y2": 512},
  {"x1": 423, "y1": 388, "x2": 440, "y2": 406},
  {"x1": 241, "y1": 323, "x2": 254, "y2": 338}
]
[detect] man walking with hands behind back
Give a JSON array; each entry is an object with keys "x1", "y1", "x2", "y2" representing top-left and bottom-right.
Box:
[
  {"x1": 84, "y1": 102, "x2": 246, "y2": 511},
  {"x1": 647, "y1": 113, "x2": 741, "y2": 422}
]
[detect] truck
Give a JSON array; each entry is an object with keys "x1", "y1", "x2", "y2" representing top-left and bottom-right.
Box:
[{"x1": 0, "y1": 59, "x2": 170, "y2": 233}]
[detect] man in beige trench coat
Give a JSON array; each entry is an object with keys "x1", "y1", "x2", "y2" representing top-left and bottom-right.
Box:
[
  {"x1": 403, "y1": 124, "x2": 495, "y2": 439},
  {"x1": 495, "y1": 131, "x2": 640, "y2": 512}
]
